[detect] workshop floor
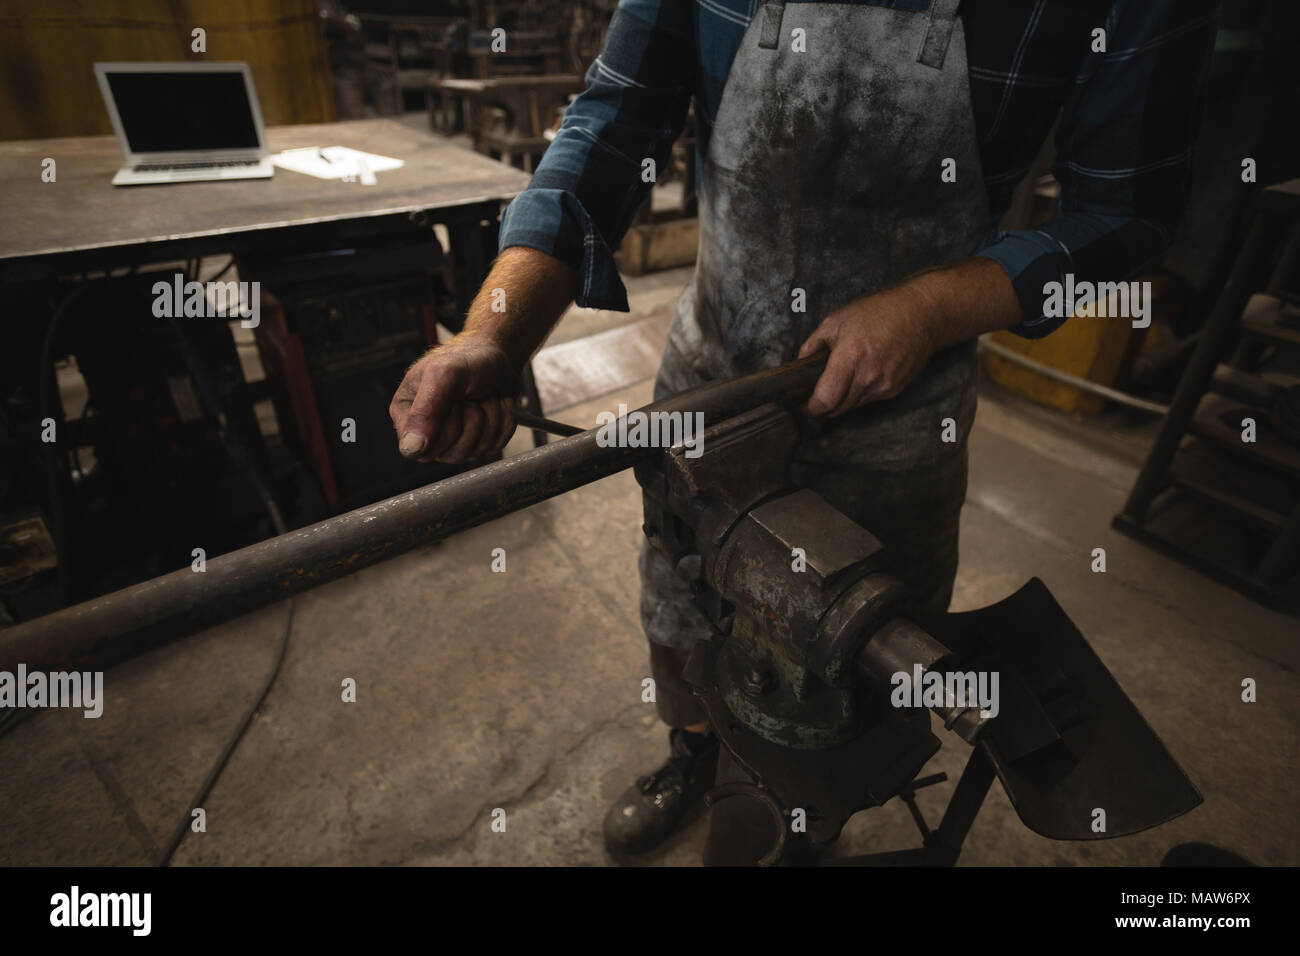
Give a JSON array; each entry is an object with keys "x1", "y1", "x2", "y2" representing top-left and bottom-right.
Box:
[{"x1": 2, "y1": 267, "x2": 1297, "y2": 867}]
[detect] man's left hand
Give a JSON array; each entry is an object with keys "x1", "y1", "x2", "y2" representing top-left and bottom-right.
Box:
[
  {"x1": 797, "y1": 257, "x2": 1023, "y2": 417},
  {"x1": 797, "y1": 282, "x2": 940, "y2": 417}
]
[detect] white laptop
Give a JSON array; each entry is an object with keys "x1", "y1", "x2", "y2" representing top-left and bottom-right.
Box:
[{"x1": 94, "y1": 61, "x2": 274, "y2": 186}]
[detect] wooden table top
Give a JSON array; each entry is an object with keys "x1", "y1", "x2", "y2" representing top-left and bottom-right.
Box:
[{"x1": 0, "y1": 118, "x2": 533, "y2": 268}]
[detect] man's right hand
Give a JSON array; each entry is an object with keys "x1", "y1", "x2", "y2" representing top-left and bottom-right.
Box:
[
  {"x1": 389, "y1": 332, "x2": 520, "y2": 465},
  {"x1": 389, "y1": 245, "x2": 578, "y2": 465}
]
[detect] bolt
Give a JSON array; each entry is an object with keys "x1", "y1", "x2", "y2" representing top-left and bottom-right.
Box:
[{"x1": 742, "y1": 665, "x2": 775, "y2": 700}]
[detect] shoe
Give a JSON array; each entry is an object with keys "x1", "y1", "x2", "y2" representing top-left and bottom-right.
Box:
[{"x1": 603, "y1": 728, "x2": 718, "y2": 857}]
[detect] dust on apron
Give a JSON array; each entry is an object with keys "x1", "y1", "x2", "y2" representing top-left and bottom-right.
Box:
[{"x1": 641, "y1": 0, "x2": 993, "y2": 653}]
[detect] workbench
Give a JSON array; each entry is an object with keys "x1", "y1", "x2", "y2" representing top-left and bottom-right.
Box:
[
  {"x1": 0, "y1": 119, "x2": 543, "y2": 569},
  {"x1": 0, "y1": 118, "x2": 533, "y2": 314}
]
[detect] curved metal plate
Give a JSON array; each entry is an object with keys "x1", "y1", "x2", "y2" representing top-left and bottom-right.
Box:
[{"x1": 914, "y1": 578, "x2": 1203, "y2": 840}]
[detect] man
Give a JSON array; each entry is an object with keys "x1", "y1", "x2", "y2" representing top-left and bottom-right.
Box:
[{"x1": 390, "y1": 0, "x2": 1216, "y2": 863}]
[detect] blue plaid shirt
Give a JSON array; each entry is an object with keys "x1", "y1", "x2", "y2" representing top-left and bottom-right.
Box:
[{"x1": 498, "y1": 0, "x2": 1217, "y2": 338}]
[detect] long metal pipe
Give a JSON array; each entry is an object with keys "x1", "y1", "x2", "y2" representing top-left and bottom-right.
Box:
[{"x1": 0, "y1": 355, "x2": 826, "y2": 675}]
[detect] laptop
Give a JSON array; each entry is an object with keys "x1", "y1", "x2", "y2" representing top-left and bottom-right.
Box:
[{"x1": 94, "y1": 61, "x2": 274, "y2": 186}]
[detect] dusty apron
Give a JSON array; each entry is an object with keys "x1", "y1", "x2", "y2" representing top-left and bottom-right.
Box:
[{"x1": 640, "y1": 0, "x2": 993, "y2": 738}]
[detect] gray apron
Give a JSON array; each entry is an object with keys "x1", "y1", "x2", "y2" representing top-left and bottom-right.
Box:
[{"x1": 641, "y1": 0, "x2": 993, "y2": 657}]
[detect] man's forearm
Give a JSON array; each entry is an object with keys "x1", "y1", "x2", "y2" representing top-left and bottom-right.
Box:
[
  {"x1": 906, "y1": 256, "x2": 1023, "y2": 351},
  {"x1": 460, "y1": 245, "x2": 578, "y2": 369}
]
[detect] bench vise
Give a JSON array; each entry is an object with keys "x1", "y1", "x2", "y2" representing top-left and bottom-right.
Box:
[{"x1": 636, "y1": 403, "x2": 1202, "y2": 865}]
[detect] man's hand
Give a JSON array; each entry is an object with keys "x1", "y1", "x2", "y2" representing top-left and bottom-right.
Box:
[
  {"x1": 389, "y1": 245, "x2": 577, "y2": 465},
  {"x1": 798, "y1": 283, "x2": 940, "y2": 417},
  {"x1": 390, "y1": 332, "x2": 519, "y2": 464},
  {"x1": 797, "y1": 257, "x2": 1022, "y2": 417}
]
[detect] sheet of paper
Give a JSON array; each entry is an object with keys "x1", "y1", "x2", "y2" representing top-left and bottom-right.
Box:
[{"x1": 271, "y1": 146, "x2": 403, "y2": 184}]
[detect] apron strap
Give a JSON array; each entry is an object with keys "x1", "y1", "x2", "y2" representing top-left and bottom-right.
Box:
[
  {"x1": 917, "y1": 0, "x2": 962, "y2": 70},
  {"x1": 757, "y1": 0, "x2": 959, "y2": 65},
  {"x1": 757, "y1": 0, "x2": 787, "y2": 50}
]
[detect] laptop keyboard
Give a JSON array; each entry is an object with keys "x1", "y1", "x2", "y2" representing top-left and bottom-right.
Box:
[{"x1": 132, "y1": 160, "x2": 260, "y2": 172}]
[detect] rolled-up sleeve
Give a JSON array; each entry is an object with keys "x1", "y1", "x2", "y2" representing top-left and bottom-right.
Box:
[
  {"x1": 497, "y1": 0, "x2": 696, "y2": 311},
  {"x1": 977, "y1": 0, "x2": 1217, "y2": 338}
]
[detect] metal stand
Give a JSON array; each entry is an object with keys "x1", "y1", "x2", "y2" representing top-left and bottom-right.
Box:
[{"x1": 822, "y1": 746, "x2": 996, "y2": 867}]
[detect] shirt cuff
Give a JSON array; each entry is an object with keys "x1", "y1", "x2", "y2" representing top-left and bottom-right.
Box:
[
  {"x1": 975, "y1": 229, "x2": 1075, "y2": 340},
  {"x1": 498, "y1": 188, "x2": 630, "y2": 312}
]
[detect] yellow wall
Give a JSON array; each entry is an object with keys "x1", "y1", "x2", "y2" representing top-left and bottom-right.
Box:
[{"x1": 0, "y1": 0, "x2": 334, "y2": 141}]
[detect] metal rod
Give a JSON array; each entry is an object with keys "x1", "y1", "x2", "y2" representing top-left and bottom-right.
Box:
[
  {"x1": 978, "y1": 335, "x2": 1170, "y2": 415},
  {"x1": 514, "y1": 410, "x2": 583, "y2": 438},
  {"x1": 932, "y1": 744, "x2": 997, "y2": 864},
  {"x1": 0, "y1": 354, "x2": 827, "y2": 675}
]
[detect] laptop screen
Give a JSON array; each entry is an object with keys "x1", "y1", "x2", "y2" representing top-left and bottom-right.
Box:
[{"x1": 106, "y1": 70, "x2": 260, "y2": 154}]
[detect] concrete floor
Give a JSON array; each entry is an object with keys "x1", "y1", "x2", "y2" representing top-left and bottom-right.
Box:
[{"x1": 2, "y1": 269, "x2": 1297, "y2": 867}]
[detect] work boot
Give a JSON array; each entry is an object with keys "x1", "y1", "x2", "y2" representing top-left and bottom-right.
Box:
[{"x1": 603, "y1": 728, "x2": 718, "y2": 857}]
